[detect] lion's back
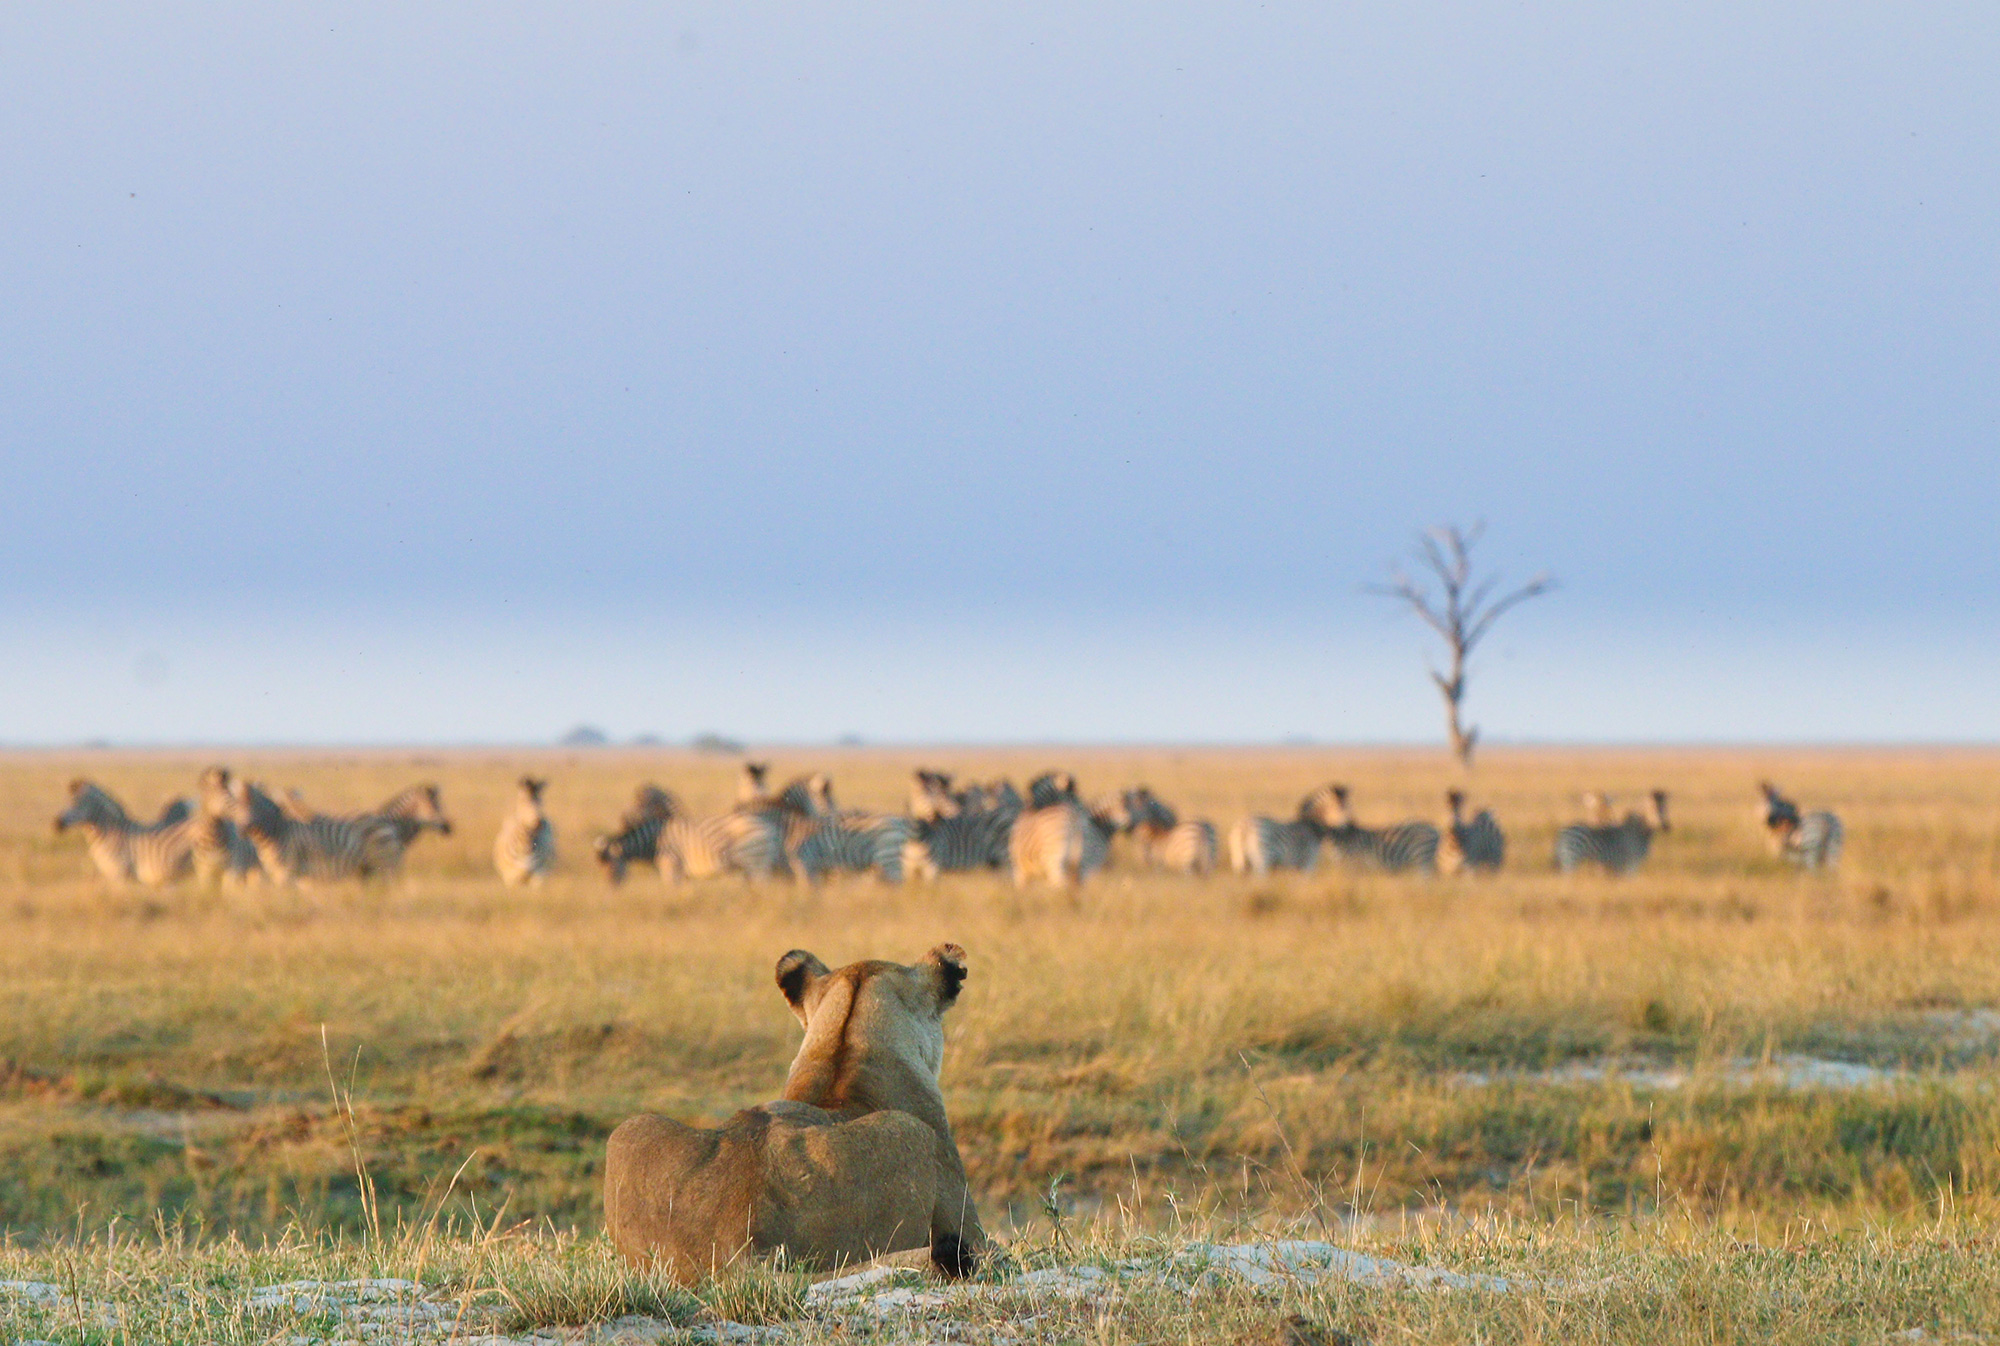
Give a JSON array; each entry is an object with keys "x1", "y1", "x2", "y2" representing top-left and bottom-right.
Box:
[{"x1": 606, "y1": 1104, "x2": 936, "y2": 1281}]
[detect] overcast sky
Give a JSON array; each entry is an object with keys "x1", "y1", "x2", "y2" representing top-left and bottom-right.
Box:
[{"x1": 4, "y1": 3, "x2": 1996, "y2": 744}]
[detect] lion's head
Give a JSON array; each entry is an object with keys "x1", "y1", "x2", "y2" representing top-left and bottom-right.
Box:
[{"x1": 774, "y1": 943, "x2": 986, "y2": 1274}]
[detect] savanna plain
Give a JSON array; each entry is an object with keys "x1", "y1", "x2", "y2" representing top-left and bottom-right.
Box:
[{"x1": 6, "y1": 745, "x2": 2000, "y2": 1345}]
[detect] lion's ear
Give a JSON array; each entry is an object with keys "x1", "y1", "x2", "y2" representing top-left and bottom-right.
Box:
[
  {"x1": 925, "y1": 943, "x2": 968, "y2": 1008},
  {"x1": 776, "y1": 950, "x2": 829, "y2": 1010}
]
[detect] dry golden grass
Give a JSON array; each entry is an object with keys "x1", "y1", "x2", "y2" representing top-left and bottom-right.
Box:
[
  {"x1": 6, "y1": 744, "x2": 2000, "y2": 1255},
  {"x1": 9, "y1": 1212, "x2": 2000, "y2": 1345}
]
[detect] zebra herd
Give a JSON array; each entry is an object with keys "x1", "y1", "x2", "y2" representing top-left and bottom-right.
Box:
[
  {"x1": 52, "y1": 769, "x2": 452, "y2": 886},
  {"x1": 50, "y1": 767, "x2": 1845, "y2": 888},
  {"x1": 577, "y1": 766, "x2": 1840, "y2": 885}
]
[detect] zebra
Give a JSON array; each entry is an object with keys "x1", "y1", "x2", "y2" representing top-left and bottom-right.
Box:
[
  {"x1": 909, "y1": 769, "x2": 961, "y2": 821},
  {"x1": 54, "y1": 779, "x2": 199, "y2": 885},
  {"x1": 277, "y1": 787, "x2": 417, "y2": 878},
  {"x1": 796, "y1": 810, "x2": 912, "y2": 883},
  {"x1": 734, "y1": 772, "x2": 830, "y2": 874},
  {"x1": 1439, "y1": 789, "x2": 1505, "y2": 875},
  {"x1": 1228, "y1": 784, "x2": 1342, "y2": 875},
  {"x1": 494, "y1": 776, "x2": 556, "y2": 886},
  {"x1": 55, "y1": 781, "x2": 192, "y2": 834},
  {"x1": 593, "y1": 784, "x2": 686, "y2": 884},
  {"x1": 1320, "y1": 785, "x2": 1441, "y2": 874},
  {"x1": 735, "y1": 766, "x2": 825, "y2": 855},
  {"x1": 1008, "y1": 773, "x2": 1111, "y2": 886},
  {"x1": 1120, "y1": 787, "x2": 1218, "y2": 875},
  {"x1": 1027, "y1": 771, "x2": 1079, "y2": 810},
  {"x1": 960, "y1": 778, "x2": 1022, "y2": 816},
  {"x1": 1759, "y1": 781, "x2": 1843, "y2": 870},
  {"x1": 187, "y1": 768, "x2": 263, "y2": 884},
  {"x1": 904, "y1": 783, "x2": 1023, "y2": 879},
  {"x1": 280, "y1": 783, "x2": 453, "y2": 871},
  {"x1": 656, "y1": 810, "x2": 788, "y2": 882},
  {"x1": 55, "y1": 777, "x2": 256, "y2": 887},
  {"x1": 622, "y1": 783, "x2": 683, "y2": 829},
  {"x1": 1555, "y1": 790, "x2": 1670, "y2": 874},
  {"x1": 772, "y1": 773, "x2": 827, "y2": 816},
  {"x1": 368, "y1": 784, "x2": 454, "y2": 849},
  {"x1": 1008, "y1": 803, "x2": 1089, "y2": 886},
  {"x1": 206, "y1": 772, "x2": 398, "y2": 884},
  {"x1": 595, "y1": 815, "x2": 664, "y2": 883},
  {"x1": 787, "y1": 775, "x2": 910, "y2": 881}
]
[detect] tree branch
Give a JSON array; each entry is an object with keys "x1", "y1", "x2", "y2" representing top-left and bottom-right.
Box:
[
  {"x1": 1463, "y1": 573, "x2": 1557, "y2": 653},
  {"x1": 1363, "y1": 576, "x2": 1456, "y2": 644}
]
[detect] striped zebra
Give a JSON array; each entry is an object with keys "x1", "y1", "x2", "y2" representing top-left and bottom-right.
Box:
[
  {"x1": 1555, "y1": 790, "x2": 1670, "y2": 874},
  {"x1": 56, "y1": 782, "x2": 194, "y2": 835},
  {"x1": 494, "y1": 776, "x2": 557, "y2": 887},
  {"x1": 960, "y1": 778, "x2": 1022, "y2": 815},
  {"x1": 736, "y1": 772, "x2": 830, "y2": 874},
  {"x1": 278, "y1": 786, "x2": 417, "y2": 877},
  {"x1": 1120, "y1": 787, "x2": 1218, "y2": 875},
  {"x1": 904, "y1": 784, "x2": 1022, "y2": 879},
  {"x1": 1228, "y1": 784, "x2": 1342, "y2": 875},
  {"x1": 772, "y1": 773, "x2": 828, "y2": 816},
  {"x1": 1759, "y1": 781, "x2": 1843, "y2": 870},
  {"x1": 1008, "y1": 803, "x2": 1089, "y2": 886},
  {"x1": 215, "y1": 773, "x2": 400, "y2": 883},
  {"x1": 1319, "y1": 785, "x2": 1441, "y2": 874},
  {"x1": 622, "y1": 783, "x2": 684, "y2": 829},
  {"x1": 909, "y1": 769, "x2": 961, "y2": 821},
  {"x1": 189, "y1": 768, "x2": 263, "y2": 884},
  {"x1": 593, "y1": 784, "x2": 686, "y2": 883},
  {"x1": 55, "y1": 779, "x2": 200, "y2": 885},
  {"x1": 737, "y1": 764, "x2": 822, "y2": 824},
  {"x1": 595, "y1": 815, "x2": 664, "y2": 883},
  {"x1": 1439, "y1": 789, "x2": 1505, "y2": 875},
  {"x1": 1009, "y1": 773, "x2": 1111, "y2": 886},
  {"x1": 905, "y1": 809, "x2": 1016, "y2": 879},
  {"x1": 1027, "y1": 771, "x2": 1079, "y2": 810},
  {"x1": 280, "y1": 783, "x2": 453, "y2": 874},
  {"x1": 1040, "y1": 772, "x2": 1119, "y2": 864},
  {"x1": 369, "y1": 784, "x2": 454, "y2": 848},
  {"x1": 656, "y1": 810, "x2": 788, "y2": 882},
  {"x1": 782, "y1": 774, "x2": 910, "y2": 881},
  {"x1": 737, "y1": 761, "x2": 771, "y2": 806},
  {"x1": 796, "y1": 810, "x2": 912, "y2": 882}
]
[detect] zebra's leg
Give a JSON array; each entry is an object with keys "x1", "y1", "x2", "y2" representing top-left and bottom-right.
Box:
[{"x1": 901, "y1": 839, "x2": 938, "y2": 882}]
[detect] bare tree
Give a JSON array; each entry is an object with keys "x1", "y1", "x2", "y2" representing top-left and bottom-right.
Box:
[{"x1": 1368, "y1": 523, "x2": 1554, "y2": 768}]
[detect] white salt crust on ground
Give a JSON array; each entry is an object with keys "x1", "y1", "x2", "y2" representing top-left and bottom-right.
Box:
[{"x1": 0, "y1": 1241, "x2": 1523, "y2": 1344}]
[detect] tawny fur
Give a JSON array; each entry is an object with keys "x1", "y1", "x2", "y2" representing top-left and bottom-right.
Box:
[{"x1": 605, "y1": 944, "x2": 992, "y2": 1283}]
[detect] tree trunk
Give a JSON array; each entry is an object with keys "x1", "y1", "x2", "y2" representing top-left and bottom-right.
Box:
[
  {"x1": 1445, "y1": 705, "x2": 1476, "y2": 768},
  {"x1": 1437, "y1": 653, "x2": 1476, "y2": 768}
]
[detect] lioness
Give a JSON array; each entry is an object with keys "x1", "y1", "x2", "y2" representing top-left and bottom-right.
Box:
[{"x1": 605, "y1": 943, "x2": 991, "y2": 1284}]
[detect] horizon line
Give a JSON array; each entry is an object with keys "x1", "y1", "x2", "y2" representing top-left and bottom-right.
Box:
[{"x1": 7, "y1": 738, "x2": 2000, "y2": 754}]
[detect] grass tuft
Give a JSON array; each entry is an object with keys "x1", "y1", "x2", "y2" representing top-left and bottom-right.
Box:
[{"x1": 480, "y1": 1231, "x2": 701, "y2": 1330}]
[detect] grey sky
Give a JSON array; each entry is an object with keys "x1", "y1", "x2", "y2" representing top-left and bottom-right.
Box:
[{"x1": 4, "y1": 3, "x2": 1996, "y2": 743}]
